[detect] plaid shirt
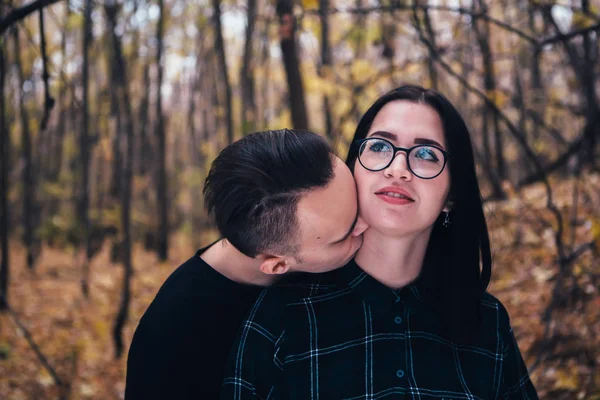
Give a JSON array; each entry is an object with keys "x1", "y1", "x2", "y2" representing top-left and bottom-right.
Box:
[{"x1": 222, "y1": 260, "x2": 538, "y2": 400}]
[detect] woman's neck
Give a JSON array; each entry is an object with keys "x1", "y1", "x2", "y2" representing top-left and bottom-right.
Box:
[{"x1": 354, "y1": 228, "x2": 433, "y2": 290}]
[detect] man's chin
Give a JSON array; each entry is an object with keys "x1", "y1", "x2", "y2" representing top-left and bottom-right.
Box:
[{"x1": 338, "y1": 251, "x2": 359, "y2": 270}]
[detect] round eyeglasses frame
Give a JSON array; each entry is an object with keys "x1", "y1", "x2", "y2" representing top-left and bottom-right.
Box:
[{"x1": 354, "y1": 137, "x2": 451, "y2": 180}]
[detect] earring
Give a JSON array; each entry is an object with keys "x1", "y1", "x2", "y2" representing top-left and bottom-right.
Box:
[{"x1": 443, "y1": 211, "x2": 451, "y2": 228}]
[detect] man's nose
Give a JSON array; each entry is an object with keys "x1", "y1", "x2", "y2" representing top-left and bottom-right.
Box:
[{"x1": 350, "y1": 216, "x2": 369, "y2": 237}]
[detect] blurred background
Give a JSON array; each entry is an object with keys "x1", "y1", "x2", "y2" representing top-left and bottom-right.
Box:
[{"x1": 0, "y1": 0, "x2": 598, "y2": 398}]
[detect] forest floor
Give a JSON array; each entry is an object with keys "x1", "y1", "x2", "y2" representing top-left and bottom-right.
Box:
[{"x1": 0, "y1": 173, "x2": 599, "y2": 399}]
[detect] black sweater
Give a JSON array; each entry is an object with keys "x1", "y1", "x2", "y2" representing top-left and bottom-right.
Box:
[{"x1": 125, "y1": 246, "x2": 262, "y2": 399}]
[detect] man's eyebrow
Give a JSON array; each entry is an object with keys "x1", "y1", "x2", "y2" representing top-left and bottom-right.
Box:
[{"x1": 329, "y1": 209, "x2": 359, "y2": 246}]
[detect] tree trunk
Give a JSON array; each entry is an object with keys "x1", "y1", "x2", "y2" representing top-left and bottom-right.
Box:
[
  {"x1": 528, "y1": 6, "x2": 543, "y2": 141},
  {"x1": 259, "y1": 23, "x2": 270, "y2": 130},
  {"x1": 156, "y1": 0, "x2": 168, "y2": 261},
  {"x1": 380, "y1": 1, "x2": 396, "y2": 86},
  {"x1": 276, "y1": 0, "x2": 308, "y2": 129},
  {"x1": 348, "y1": 0, "x2": 365, "y2": 125},
  {"x1": 0, "y1": 2, "x2": 9, "y2": 310},
  {"x1": 187, "y1": 71, "x2": 197, "y2": 162},
  {"x1": 212, "y1": 0, "x2": 234, "y2": 144},
  {"x1": 415, "y1": 1, "x2": 438, "y2": 89},
  {"x1": 80, "y1": 0, "x2": 92, "y2": 296},
  {"x1": 473, "y1": 0, "x2": 506, "y2": 188},
  {"x1": 353, "y1": 0, "x2": 365, "y2": 58},
  {"x1": 50, "y1": 2, "x2": 70, "y2": 183},
  {"x1": 12, "y1": 27, "x2": 37, "y2": 269},
  {"x1": 109, "y1": 55, "x2": 124, "y2": 198},
  {"x1": 189, "y1": 37, "x2": 204, "y2": 249},
  {"x1": 513, "y1": 59, "x2": 533, "y2": 178},
  {"x1": 104, "y1": 1, "x2": 135, "y2": 359},
  {"x1": 581, "y1": 0, "x2": 599, "y2": 166},
  {"x1": 138, "y1": 62, "x2": 151, "y2": 175},
  {"x1": 319, "y1": 0, "x2": 334, "y2": 142},
  {"x1": 38, "y1": 8, "x2": 54, "y2": 133},
  {"x1": 240, "y1": 0, "x2": 257, "y2": 135}
]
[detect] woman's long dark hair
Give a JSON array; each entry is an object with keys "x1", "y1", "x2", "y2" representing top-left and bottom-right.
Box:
[{"x1": 347, "y1": 85, "x2": 492, "y2": 343}]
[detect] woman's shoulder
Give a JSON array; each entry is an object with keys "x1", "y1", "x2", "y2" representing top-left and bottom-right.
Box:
[{"x1": 479, "y1": 291, "x2": 513, "y2": 335}]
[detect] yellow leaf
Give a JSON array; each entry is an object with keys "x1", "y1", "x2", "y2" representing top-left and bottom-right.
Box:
[
  {"x1": 487, "y1": 89, "x2": 508, "y2": 108},
  {"x1": 38, "y1": 370, "x2": 54, "y2": 387},
  {"x1": 350, "y1": 60, "x2": 374, "y2": 82},
  {"x1": 450, "y1": 61, "x2": 463, "y2": 75},
  {"x1": 302, "y1": 0, "x2": 319, "y2": 9},
  {"x1": 592, "y1": 219, "x2": 600, "y2": 249},
  {"x1": 402, "y1": 62, "x2": 421, "y2": 76},
  {"x1": 554, "y1": 369, "x2": 579, "y2": 390},
  {"x1": 572, "y1": 11, "x2": 596, "y2": 29}
]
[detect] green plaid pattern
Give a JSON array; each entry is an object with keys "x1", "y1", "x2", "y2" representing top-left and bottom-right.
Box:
[{"x1": 222, "y1": 260, "x2": 538, "y2": 400}]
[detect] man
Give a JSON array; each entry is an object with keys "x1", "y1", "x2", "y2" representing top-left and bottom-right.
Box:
[{"x1": 125, "y1": 129, "x2": 367, "y2": 399}]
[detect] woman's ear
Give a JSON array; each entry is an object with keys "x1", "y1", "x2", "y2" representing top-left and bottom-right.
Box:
[{"x1": 443, "y1": 199, "x2": 454, "y2": 213}]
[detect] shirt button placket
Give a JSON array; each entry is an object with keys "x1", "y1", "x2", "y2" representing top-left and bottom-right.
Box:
[
  {"x1": 392, "y1": 294, "x2": 406, "y2": 382},
  {"x1": 393, "y1": 295, "x2": 403, "y2": 325}
]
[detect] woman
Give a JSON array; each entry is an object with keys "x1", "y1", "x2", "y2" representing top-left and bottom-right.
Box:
[
  {"x1": 222, "y1": 85, "x2": 538, "y2": 399},
  {"x1": 346, "y1": 84, "x2": 491, "y2": 343}
]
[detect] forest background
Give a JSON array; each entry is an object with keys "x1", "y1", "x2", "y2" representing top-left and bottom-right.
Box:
[{"x1": 0, "y1": 0, "x2": 599, "y2": 398}]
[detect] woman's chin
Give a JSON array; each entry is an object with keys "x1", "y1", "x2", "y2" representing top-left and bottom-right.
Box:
[{"x1": 365, "y1": 221, "x2": 435, "y2": 240}]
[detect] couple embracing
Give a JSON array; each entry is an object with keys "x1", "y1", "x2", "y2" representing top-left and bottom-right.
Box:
[{"x1": 126, "y1": 85, "x2": 538, "y2": 399}]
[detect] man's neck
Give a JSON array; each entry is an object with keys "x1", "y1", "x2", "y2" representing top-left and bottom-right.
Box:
[
  {"x1": 353, "y1": 228, "x2": 433, "y2": 290},
  {"x1": 200, "y1": 239, "x2": 277, "y2": 286}
]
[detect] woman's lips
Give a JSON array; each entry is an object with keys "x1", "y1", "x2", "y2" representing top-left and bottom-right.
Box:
[{"x1": 375, "y1": 187, "x2": 414, "y2": 205}]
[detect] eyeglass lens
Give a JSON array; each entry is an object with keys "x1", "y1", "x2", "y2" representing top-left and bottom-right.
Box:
[{"x1": 358, "y1": 138, "x2": 445, "y2": 178}]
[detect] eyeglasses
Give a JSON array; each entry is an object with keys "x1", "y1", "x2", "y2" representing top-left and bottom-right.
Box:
[{"x1": 354, "y1": 137, "x2": 450, "y2": 179}]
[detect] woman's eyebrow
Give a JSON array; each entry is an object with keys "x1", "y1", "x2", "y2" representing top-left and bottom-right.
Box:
[
  {"x1": 369, "y1": 131, "x2": 444, "y2": 149},
  {"x1": 414, "y1": 138, "x2": 443, "y2": 147},
  {"x1": 368, "y1": 131, "x2": 397, "y2": 141}
]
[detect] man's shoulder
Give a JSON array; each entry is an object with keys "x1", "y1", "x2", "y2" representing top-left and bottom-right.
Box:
[
  {"x1": 135, "y1": 252, "x2": 258, "y2": 333},
  {"x1": 144, "y1": 255, "x2": 211, "y2": 308}
]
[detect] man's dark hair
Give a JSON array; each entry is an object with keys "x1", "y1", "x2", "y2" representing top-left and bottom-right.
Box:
[{"x1": 203, "y1": 129, "x2": 335, "y2": 258}]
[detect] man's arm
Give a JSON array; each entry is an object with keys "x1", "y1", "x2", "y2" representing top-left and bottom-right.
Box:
[
  {"x1": 221, "y1": 289, "x2": 287, "y2": 399},
  {"x1": 125, "y1": 319, "x2": 202, "y2": 399}
]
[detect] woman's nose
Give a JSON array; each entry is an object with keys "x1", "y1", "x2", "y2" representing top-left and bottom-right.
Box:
[{"x1": 383, "y1": 151, "x2": 412, "y2": 180}]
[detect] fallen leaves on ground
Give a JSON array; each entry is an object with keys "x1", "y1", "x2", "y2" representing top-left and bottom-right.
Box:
[{"x1": 1, "y1": 174, "x2": 599, "y2": 399}]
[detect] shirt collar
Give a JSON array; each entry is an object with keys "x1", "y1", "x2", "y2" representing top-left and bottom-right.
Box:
[{"x1": 332, "y1": 259, "x2": 429, "y2": 315}]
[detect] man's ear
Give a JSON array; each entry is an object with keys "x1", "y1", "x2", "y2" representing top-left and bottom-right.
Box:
[{"x1": 259, "y1": 255, "x2": 291, "y2": 275}]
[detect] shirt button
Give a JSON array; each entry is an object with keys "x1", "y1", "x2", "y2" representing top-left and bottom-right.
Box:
[
  {"x1": 396, "y1": 369, "x2": 405, "y2": 378},
  {"x1": 394, "y1": 316, "x2": 403, "y2": 324}
]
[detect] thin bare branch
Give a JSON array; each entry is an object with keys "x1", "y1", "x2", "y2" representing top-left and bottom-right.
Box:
[
  {"x1": 303, "y1": 4, "x2": 537, "y2": 44},
  {"x1": 1, "y1": 294, "x2": 67, "y2": 390},
  {"x1": 540, "y1": 21, "x2": 600, "y2": 47},
  {"x1": 38, "y1": 7, "x2": 55, "y2": 131},
  {"x1": 0, "y1": 0, "x2": 63, "y2": 35}
]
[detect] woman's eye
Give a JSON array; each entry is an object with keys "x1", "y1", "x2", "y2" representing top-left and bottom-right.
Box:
[
  {"x1": 414, "y1": 147, "x2": 439, "y2": 161},
  {"x1": 368, "y1": 141, "x2": 391, "y2": 153}
]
